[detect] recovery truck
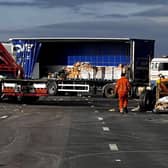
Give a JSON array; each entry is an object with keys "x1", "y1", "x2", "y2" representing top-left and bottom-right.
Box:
[{"x1": 0, "y1": 37, "x2": 154, "y2": 102}]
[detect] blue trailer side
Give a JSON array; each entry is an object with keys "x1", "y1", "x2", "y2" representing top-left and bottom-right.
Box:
[
  {"x1": 10, "y1": 38, "x2": 154, "y2": 83},
  {"x1": 11, "y1": 38, "x2": 131, "y2": 79}
]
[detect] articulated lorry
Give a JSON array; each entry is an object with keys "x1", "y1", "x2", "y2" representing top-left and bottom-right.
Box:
[{"x1": 0, "y1": 37, "x2": 154, "y2": 102}]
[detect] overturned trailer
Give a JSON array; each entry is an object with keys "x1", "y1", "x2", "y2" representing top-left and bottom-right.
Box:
[{"x1": 0, "y1": 37, "x2": 155, "y2": 101}]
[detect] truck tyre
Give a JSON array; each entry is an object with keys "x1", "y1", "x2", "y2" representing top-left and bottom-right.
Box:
[
  {"x1": 103, "y1": 83, "x2": 115, "y2": 98},
  {"x1": 47, "y1": 81, "x2": 57, "y2": 96},
  {"x1": 139, "y1": 90, "x2": 154, "y2": 111}
]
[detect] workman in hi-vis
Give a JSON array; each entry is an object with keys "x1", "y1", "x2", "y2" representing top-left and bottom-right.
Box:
[{"x1": 115, "y1": 72, "x2": 131, "y2": 113}]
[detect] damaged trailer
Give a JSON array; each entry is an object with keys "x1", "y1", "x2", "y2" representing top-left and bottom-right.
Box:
[{"x1": 0, "y1": 37, "x2": 154, "y2": 102}]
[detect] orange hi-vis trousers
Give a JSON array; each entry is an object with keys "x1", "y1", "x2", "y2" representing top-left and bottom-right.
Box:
[{"x1": 118, "y1": 91, "x2": 128, "y2": 112}]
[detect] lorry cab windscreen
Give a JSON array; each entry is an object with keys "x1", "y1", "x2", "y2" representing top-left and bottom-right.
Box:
[{"x1": 159, "y1": 63, "x2": 168, "y2": 71}]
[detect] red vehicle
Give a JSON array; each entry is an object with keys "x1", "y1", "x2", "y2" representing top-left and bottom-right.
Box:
[
  {"x1": 0, "y1": 43, "x2": 23, "y2": 79},
  {"x1": 0, "y1": 43, "x2": 47, "y2": 102}
]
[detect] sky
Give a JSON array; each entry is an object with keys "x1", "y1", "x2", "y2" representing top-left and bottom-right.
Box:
[{"x1": 0, "y1": 0, "x2": 168, "y2": 56}]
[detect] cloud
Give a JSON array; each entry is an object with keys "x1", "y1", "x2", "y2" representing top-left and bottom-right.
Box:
[
  {"x1": 130, "y1": 6, "x2": 168, "y2": 24},
  {"x1": 0, "y1": 0, "x2": 168, "y2": 56},
  {"x1": 0, "y1": 0, "x2": 35, "y2": 6},
  {"x1": 1, "y1": 1, "x2": 164, "y2": 22},
  {"x1": 2, "y1": 18, "x2": 167, "y2": 40},
  {"x1": 34, "y1": 0, "x2": 168, "y2": 7},
  {"x1": 75, "y1": 2, "x2": 163, "y2": 18},
  {"x1": 2, "y1": 1, "x2": 162, "y2": 27},
  {"x1": 133, "y1": 6, "x2": 168, "y2": 17},
  {"x1": 0, "y1": 19, "x2": 168, "y2": 56},
  {"x1": 0, "y1": 0, "x2": 168, "y2": 7}
]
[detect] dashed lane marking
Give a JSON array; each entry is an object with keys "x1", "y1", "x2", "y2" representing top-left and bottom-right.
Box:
[
  {"x1": 102, "y1": 127, "x2": 110, "y2": 131},
  {"x1": 109, "y1": 144, "x2": 119, "y2": 151},
  {"x1": 115, "y1": 159, "x2": 121, "y2": 162},
  {"x1": 94, "y1": 110, "x2": 99, "y2": 113},
  {"x1": 98, "y1": 117, "x2": 103, "y2": 121}
]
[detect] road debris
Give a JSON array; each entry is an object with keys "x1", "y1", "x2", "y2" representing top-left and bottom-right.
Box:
[{"x1": 0, "y1": 115, "x2": 8, "y2": 119}]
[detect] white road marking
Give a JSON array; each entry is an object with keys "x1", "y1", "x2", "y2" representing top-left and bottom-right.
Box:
[
  {"x1": 91, "y1": 105, "x2": 95, "y2": 108},
  {"x1": 0, "y1": 115, "x2": 8, "y2": 119},
  {"x1": 102, "y1": 127, "x2": 110, "y2": 131},
  {"x1": 98, "y1": 117, "x2": 103, "y2": 121},
  {"x1": 108, "y1": 108, "x2": 115, "y2": 112},
  {"x1": 94, "y1": 110, "x2": 99, "y2": 113},
  {"x1": 109, "y1": 144, "x2": 119, "y2": 151},
  {"x1": 115, "y1": 159, "x2": 121, "y2": 162}
]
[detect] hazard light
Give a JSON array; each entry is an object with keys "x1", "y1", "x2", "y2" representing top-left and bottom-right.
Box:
[
  {"x1": 33, "y1": 83, "x2": 47, "y2": 89},
  {"x1": 2, "y1": 83, "x2": 17, "y2": 93},
  {"x1": 33, "y1": 83, "x2": 48, "y2": 94}
]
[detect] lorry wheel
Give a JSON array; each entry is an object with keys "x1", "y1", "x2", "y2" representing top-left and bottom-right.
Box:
[
  {"x1": 139, "y1": 90, "x2": 154, "y2": 111},
  {"x1": 47, "y1": 81, "x2": 57, "y2": 96},
  {"x1": 103, "y1": 83, "x2": 115, "y2": 98}
]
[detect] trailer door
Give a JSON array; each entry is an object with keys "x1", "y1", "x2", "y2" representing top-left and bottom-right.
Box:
[{"x1": 133, "y1": 39, "x2": 154, "y2": 84}]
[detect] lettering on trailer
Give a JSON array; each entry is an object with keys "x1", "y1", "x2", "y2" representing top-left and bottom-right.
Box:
[
  {"x1": 12, "y1": 40, "x2": 41, "y2": 79},
  {"x1": 14, "y1": 43, "x2": 34, "y2": 53}
]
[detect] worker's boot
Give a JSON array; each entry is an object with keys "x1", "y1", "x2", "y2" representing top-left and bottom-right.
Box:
[
  {"x1": 123, "y1": 107, "x2": 128, "y2": 113},
  {"x1": 119, "y1": 108, "x2": 124, "y2": 114}
]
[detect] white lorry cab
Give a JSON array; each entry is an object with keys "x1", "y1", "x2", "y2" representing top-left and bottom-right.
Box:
[{"x1": 150, "y1": 56, "x2": 168, "y2": 83}]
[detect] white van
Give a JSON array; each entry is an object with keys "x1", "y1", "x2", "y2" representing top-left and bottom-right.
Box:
[{"x1": 150, "y1": 57, "x2": 168, "y2": 82}]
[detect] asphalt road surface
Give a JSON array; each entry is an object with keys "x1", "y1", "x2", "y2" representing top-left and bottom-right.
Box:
[{"x1": 0, "y1": 96, "x2": 168, "y2": 168}]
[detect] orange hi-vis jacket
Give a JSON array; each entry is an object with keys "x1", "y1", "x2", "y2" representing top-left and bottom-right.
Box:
[{"x1": 115, "y1": 76, "x2": 130, "y2": 94}]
